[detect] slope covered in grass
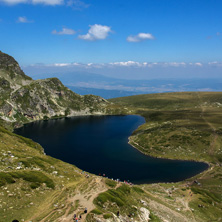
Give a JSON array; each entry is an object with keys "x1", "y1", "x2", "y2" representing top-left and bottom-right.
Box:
[
  {"x1": 0, "y1": 126, "x2": 87, "y2": 221},
  {"x1": 109, "y1": 92, "x2": 222, "y2": 221}
]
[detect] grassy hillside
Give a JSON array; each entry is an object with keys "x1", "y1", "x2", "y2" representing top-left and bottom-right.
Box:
[
  {"x1": 0, "y1": 126, "x2": 156, "y2": 222},
  {"x1": 0, "y1": 126, "x2": 82, "y2": 221},
  {"x1": 1, "y1": 90, "x2": 222, "y2": 221},
  {"x1": 110, "y1": 92, "x2": 222, "y2": 221},
  {"x1": 110, "y1": 92, "x2": 222, "y2": 162},
  {"x1": 110, "y1": 91, "x2": 222, "y2": 110}
]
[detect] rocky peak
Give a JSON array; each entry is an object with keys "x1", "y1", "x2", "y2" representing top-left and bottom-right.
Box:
[{"x1": 0, "y1": 51, "x2": 32, "y2": 81}]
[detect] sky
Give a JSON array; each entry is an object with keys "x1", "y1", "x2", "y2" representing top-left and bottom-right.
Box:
[{"x1": 0, "y1": 0, "x2": 222, "y2": 79}]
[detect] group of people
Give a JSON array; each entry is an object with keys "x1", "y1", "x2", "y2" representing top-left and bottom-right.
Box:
[
  {"x1": 73, "y1": 208, "x2": 87, "y2": 221},
  {"x1": 73, "y1": 214, "x2": 81, "y2": 222},
  {"x1": 12, "y1": 208, "x2": 88, "y2": 222},
  {"x1": 98, "y1": 173, "x2": 134, "y2": 185},
  {"x1": 81, "y1": 170, "x2": 90, "y2": 178}
]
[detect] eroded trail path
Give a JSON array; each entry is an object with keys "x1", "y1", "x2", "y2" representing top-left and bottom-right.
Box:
[
  {"x1": 141, "y1": 185, "x2": 197, "y2": 222},
  {"x1": 29, "y1": 176, "x2": 107, "y2": 222},
  {"x1": 57, "y1": 177, "x2": 107, "y2": 222}
]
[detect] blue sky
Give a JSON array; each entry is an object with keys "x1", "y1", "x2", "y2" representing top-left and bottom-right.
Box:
[{"x1": 0, "y1": 0, "x2": 222, "y2": 79}]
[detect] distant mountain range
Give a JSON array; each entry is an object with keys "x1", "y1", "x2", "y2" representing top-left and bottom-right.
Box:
[{"x1": 30, "y1": 72, "x2": 222, "y2": 99}]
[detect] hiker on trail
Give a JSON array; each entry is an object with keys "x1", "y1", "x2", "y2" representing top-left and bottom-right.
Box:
[
  {"x1": 84, "y1": 207, "x2": 87, "y2": 213},
  {"x1": 117, "y1": 211, "x2": 120, "y2": 217}
]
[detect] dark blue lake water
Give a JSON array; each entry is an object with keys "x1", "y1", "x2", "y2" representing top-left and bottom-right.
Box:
[{"x1": 15, "y1": 115, "x2": 208, "y2": 184}]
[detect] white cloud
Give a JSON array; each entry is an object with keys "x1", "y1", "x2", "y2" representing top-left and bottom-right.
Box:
[
  {"x1": 127, "y1": 33, "x2": 155, "y2": 42},
  {"x1": 0, "y1": 0, "x2": 64, "y2": 5},
  {"x1": 17, "y1": 16, "x2": 33, "y2": 23},
  {"x1": 78, "y1": 24, "x2": 112, "y2": 41},
  {"x1": 194, "y1": 62, "x2": 202, "y2": 67},
  {"x1": 138, "y1": 33, "x2": 154, "y2": 39},
  {"x1": 29, "y1": 61, "x2": 208, "y2": 70},
  {"x1": 208, "y1": 61, "x2": 217, "y2": 65},
  {"x1": 208, "y1": 61, "x2": 222, "y2": 67},
  {"x1": 54, "y1": 63, "x2": 70, "y2": 67},
  {"x1": 52, "y1": 28, "x2": 75, "y2": 35},
  {"x1": 48, "y1": 62, "x2": 83, "y2": 67},
  {"x1": 0, "y1": 0, "x2": 89, "y2": 7},
  {"x1": 110, "y1": 61, "x2": 141, "y2": 67},
  {"x1": 166, "y1": 62, "x2": 186, "y2": 67},
  {"x1": 109, "y1": 61, "x2": 189, "y2": 68},
  {"x1": 32, "y1": 0, "x2": 63, "y2": 5},
  {"x1": 0, "y1": 0, "x2": 28, "y2": 4},
  {"x1": 67, "y1": 0, "x2": 89, "y2": 9}
]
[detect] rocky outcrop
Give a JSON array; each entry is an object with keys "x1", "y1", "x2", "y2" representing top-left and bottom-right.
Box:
[
  {"x1": 139, "y1": 207, "x2": 150, "y2": 221},
  {"x1": 0, "y1": 51, "x2": 31, "y2": 81},
  {"x1": 0, "y1": 51, "x2": 109, "y2": 125}
]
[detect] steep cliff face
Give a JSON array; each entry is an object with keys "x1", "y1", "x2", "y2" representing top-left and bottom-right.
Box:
[{"x1": 0, "y1": 51, "x2": 108, "y2": 125}]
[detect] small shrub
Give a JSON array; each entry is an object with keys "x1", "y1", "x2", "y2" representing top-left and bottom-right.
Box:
[
  {"x1": 94, "y1": 184, "x2": 131, "y2": 208},
  {"x1": 9, "y1": 171, "x2": 55, "y2": 189},
  {"x1": 91, "y1": 209, "x2": 103, "y2": 215},
  {"x1": 116, "y1": 184, "x2": 131, "y2": 194},
  {"x1": 105, "y1": 179, "x2": 117, "y2": 188},
  {"x1": 0, "y1": 172, "x2": 15, "y2": 187},
  {"x1": 132, "y1": 186, "x2": 144, "y2": 193},
  {"x1": 103, "y1": 213, "x2": 112, "y2": 219},
  {"x1": 96, "y1": 192, "x2": 124, "y2": 207},
  {"x1": 30, "y1": 182, "x2": 41, "y2": 189}
]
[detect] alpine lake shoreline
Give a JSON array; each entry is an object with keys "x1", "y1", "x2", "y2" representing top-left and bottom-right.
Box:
[{"x1": 13, "y1": 113, "x2": 209, "y2": 185}]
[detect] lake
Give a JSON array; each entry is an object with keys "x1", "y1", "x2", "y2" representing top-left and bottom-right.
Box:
[{"x1": 15, "y1": 115, "x2": 208, "y2": 184}]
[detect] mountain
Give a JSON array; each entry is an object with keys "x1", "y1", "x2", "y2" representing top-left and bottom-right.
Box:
[
  {"x1": 29, "y1": 71, "x2": 222, "y2": 98},
  {"x1": 1, "y1": 51, "x2": 221, "y2": 221},
  {"x1": 66, "y1": 86, "x2": 144, "y2": 99},
  {"x1": 0, "y1": 51, "x2": 109, "y2": 127}
]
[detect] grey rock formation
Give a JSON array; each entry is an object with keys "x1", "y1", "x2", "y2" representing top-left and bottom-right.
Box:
[{"x1": 0, "y1": 51, "x2": 109, "y2": 125}]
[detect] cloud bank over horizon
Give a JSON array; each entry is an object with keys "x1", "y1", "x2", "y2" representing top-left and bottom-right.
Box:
[
  {"x1": 22, "y1": 60, "x2": 222, "y2": 80},
  {"x1": 1, "y1": 0, "x2": 221, "y2": 78},
  {"x1": 25, "y1": 60, "x2": 221, "y2": 69}
]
